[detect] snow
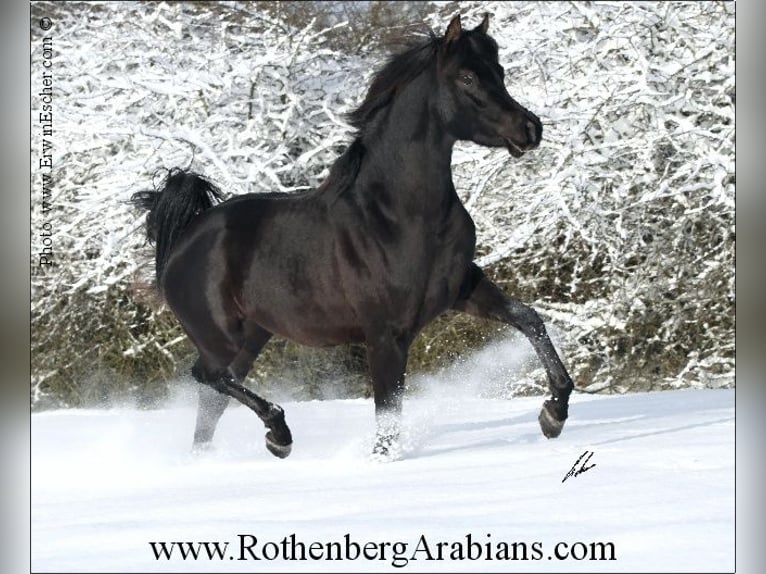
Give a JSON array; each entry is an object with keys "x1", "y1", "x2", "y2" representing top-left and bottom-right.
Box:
[{"x1": 32, "y1": 385, "x2": 733, "y2": 572}]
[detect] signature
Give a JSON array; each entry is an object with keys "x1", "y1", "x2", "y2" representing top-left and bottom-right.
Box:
[{"x1": 562, "y1": 450, "x2": 596, "y2": 483}]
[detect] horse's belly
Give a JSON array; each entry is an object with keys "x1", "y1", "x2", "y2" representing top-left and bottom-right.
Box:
[
  {"x1": 271, "y1": 317, "x2": 365, "y2": 347},
  {"x1": 248, "y1": 295, "x2": 365, "y2": 347}
]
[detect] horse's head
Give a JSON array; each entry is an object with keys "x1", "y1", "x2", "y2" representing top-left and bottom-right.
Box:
[{"x1": 436, "y1": 14, "x2": 542, "y2": 158}]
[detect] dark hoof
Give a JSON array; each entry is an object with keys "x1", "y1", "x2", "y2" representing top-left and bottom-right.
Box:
[
  {"x1": 372, "y1": 441, "x2": 390, "y2": 457},
  {"x1": 265, "y1": 431, "x2": 292, "y2": 459},
  {"x1": 539, "y1": 400, "x2": 566, "y2": 439},
  {"x1": 262, "y1": 405, "x2": 292, "y2": 458},
  {"x1": 370, "y1": 433, "x2": 401, "y2": 461}
]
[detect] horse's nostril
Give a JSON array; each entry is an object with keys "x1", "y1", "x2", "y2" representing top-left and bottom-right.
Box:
[{"x1": 525, "y1": 120, "x2": 538, "y2": 145}]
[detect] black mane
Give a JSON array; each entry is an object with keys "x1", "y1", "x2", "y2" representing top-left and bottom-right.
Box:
[
  {"x1": 314, "y1": 138, "x2": 365, "y2": 198},
  {"x1": 314, "y1": 32, "x2": 441, "y2": 198},
  {"x1": 346, "y1": 32, "x2": 440, "y2": 131},
  {"x1": 320, "y1": 26, "x2": 503, "y2": 199}
]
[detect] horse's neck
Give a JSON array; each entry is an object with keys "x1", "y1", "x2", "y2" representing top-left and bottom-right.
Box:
[{"x1": 357, "y1": 83, "x2": 458, "y2": 214}]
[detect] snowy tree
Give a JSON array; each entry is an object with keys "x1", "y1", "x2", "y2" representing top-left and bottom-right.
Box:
[{"x1": 30, "y1": 1, "x2": 734, "y2": 407}]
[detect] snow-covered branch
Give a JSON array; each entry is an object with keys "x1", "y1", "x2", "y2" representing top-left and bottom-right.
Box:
[{"x1": 30, "y1": 1, "x2": 734, "y2": 406}]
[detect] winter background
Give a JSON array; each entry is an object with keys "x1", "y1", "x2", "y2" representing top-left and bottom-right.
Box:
[{"x1": 29, "y1": 1, "x2": 735, "y2": 572}]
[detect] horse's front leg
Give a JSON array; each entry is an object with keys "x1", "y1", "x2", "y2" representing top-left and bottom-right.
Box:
[
  {"x1": 453, "y1": 264, "x2": 574, "y2": 438},
  {"x1": 365, "y1": 329, "x2": 409, "y2": 459}
]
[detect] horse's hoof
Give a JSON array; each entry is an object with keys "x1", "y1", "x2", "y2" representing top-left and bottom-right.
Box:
[
  {"x1": 369, "y1": 448, "x2": 399, "y2": 462},
  {"x1": 539, "y1": 400, "x2": 566, "y2": 439},
  {"x1": 265, "y1": 431, "x2": 292, "y2": 459},
  {"x1": 191, "y1": 440, "x2": 214, "y2": 454},
  {"x1": 370, "y1": 435, "x2": 401, "y2": 462}
]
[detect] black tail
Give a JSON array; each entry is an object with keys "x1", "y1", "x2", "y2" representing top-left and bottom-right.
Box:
[{"x1": 131, "y1": 169, "x2": 223, "y2": 286}]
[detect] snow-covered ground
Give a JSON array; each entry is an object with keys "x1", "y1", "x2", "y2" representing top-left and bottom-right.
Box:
[{"x1": 32, "y1": 382, "x2": 733, "y2": 572}]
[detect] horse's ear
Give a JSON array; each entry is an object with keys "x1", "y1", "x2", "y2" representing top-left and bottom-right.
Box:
[
  {"x1": 445, "y1": 14, "x2": 462, "y2": 43},
  {"x1": 475, "y1": 13, "x2": 490, "y2": 34}
]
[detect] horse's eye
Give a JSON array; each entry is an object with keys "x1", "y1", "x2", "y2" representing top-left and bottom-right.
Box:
[{"x1": 459, "y1": 73, "x2": 474, "y2": 86}]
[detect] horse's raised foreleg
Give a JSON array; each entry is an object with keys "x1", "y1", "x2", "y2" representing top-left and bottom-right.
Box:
[
  {"x1": 365, "y1": 329, "x2": 409, "y2": 458},
  {"x1": 453, "y1": 264, "x2": 574, "y2": 438}
]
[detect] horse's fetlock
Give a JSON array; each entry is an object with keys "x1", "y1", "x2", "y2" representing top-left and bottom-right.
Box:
[
  {"x1": 263, "y1": 404, "x2": 285, "y2": 425},
  {"x1": 547, "y1": 397, "x2": 568, "y2": 421}
]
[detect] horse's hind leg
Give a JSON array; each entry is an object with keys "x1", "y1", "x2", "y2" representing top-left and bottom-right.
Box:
[
  {"x1": 190, "y1": 326, "x2": 292, "y2": 458},
  {"x1": 191, "y1": 359, "x2": 230, "y2": 448},
  {"x1": 218, "y1": 337, "x2": 293, "y2": 459},
  {"x1": 202, "y1": 370, "x2": 292, "y2": 457},
  {"x1": 453, "y1": 264, "x2": 575, "y2": 438}
]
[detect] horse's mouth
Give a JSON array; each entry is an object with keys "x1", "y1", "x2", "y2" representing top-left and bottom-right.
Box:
[{"x1": 504, "y1": 138, "x2": 526, "y2": 158}]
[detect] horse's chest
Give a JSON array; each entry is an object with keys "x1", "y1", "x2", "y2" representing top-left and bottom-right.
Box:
[
  {"x1": 408, "y1": 208, "x2": 476, "y2": 322},
  {"x1": 334, "y1": 198, "x2": 475, "y2": 332}
]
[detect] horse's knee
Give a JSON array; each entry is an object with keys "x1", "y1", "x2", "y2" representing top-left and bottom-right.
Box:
[
  {"x1": 508, "y1": 302, "x2": 545, "y2": 336},
  {"x1": 191, "y1": 357, "x2": 226, "y2": 384}
]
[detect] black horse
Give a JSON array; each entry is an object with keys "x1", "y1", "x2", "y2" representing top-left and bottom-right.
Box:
[{"x1": 132, "y1": 14, "x2": 574, "y2": 459}]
